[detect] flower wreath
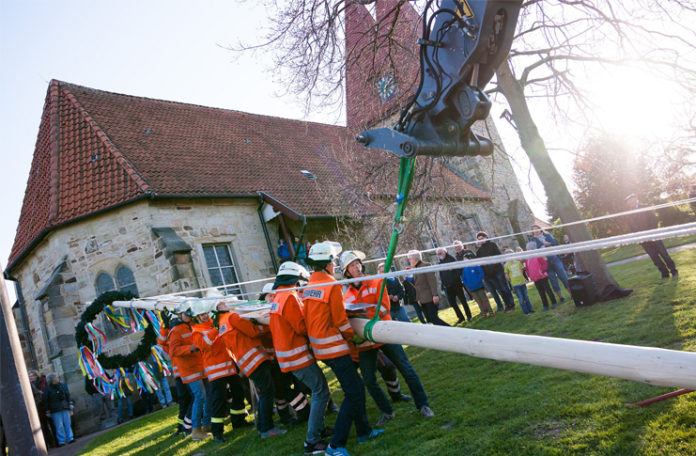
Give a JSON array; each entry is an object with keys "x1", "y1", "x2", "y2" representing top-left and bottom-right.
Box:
[{"x1": 74, "y1": 290, "x2": 158, "y2": 369}]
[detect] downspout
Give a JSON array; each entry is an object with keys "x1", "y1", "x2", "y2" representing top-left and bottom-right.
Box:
[
  {"x1": 257, "y1": 196, "x2": 279, "y2": 274},
  {"x1": 11, "y1": 278, "x2": 38, "y2": 370}
]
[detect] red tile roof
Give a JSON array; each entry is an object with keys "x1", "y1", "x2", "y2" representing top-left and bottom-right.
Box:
[{"x1": 7, "y1": 80, "x2": 489, "y2": 272}]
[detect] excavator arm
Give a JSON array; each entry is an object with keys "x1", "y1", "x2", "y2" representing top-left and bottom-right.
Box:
[{"x1": 356, "y1": 0, "x2": 522, "y2": 157}]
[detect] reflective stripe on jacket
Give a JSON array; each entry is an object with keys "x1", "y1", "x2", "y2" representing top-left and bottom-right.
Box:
[
  {"x1": 218, "y1": 312, "x2": 270, "y2": 376},
  {"x1": 302, "y1": 271, "x2": 353, "y2": 360},
  {"x1": 344, "y1": 278, "x2": 391, "y2": 352},
  {"x1": 269, "y1": 287, "x2": 315, "y2": 372},
  {"x1": 168, "y1": 323, "x2": 205, "y2": 384},
  {"x1": 191, "y1": 321, "x2": 238, "y2": 381}
]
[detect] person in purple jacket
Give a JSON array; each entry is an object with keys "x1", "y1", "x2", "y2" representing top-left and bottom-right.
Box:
[{"x1": 461, "y1": 259, "x2": 495, "y2": 318}]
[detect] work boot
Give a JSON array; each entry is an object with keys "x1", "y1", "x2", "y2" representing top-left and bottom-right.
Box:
[
  {"x1": 202, "y1": 425, "x2": 212, "y2": 434},
  {"x1": 190, "y1": 427, "x2": 208, "y2": 441},
  {"x1": 213, "y1": 433, "x2": 226, "y2": 443}
]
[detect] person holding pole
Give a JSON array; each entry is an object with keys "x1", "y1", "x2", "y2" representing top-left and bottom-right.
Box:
[
  {"x1": 302, "y1": 241, "x2": 382, "y2": 456},
  {"x1": 340, "y1": 250, "x2": 434, "y2": 428},
  {"x1": 269, "y1": 261, "x2": 331, "y2": 455}
]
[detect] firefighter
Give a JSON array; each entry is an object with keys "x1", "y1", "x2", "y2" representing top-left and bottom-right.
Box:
[
  {"x1": 168, "y1": 307, "x2": 210, "y2": 441},
  {"x1": 190, "y1": 298, "x2": 249, "y2": 442},
  {"x1": 302, "y1": 241, "x2": 383, "y2": 456},
  {"x1": 269, "y1": 261, "x2": 331, "y2": 455},
  {"x1": 339, "y1": 250, "x2": 434, "y2": 427},
  {"x1": 157, "y1": 316, "x2": 192, "y2": 436},
  {"x1": 217, "y1": 302, "x2": 286, "y2": 438}
]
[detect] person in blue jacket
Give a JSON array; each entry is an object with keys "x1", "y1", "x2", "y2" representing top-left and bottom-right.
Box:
[{"x1": 461, "y1": 261, "x2": 495, "y2": 318}]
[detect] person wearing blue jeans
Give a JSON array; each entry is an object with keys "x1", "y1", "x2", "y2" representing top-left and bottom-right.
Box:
[
  {"x1": 117, "y1": 393, "x2": 133, "y2": 423},
  {"x1": 504, "y1": 251, "x2": 533, "y2": 315},
  {"x1": 323, "y1": 354, "x2": 373, "y2": 450},
  {"x1": 530, "y1": 226, "x2": 570, "y2": 302},
  {"x1": 186, "y1": 379, "x2": 210, "y2": 430},
  {"x1": 291, "y1": 362, "x2": 331, "y2": 450},
  {"x1": 43, "y1": 373, "x2": 74, "y2": 446},
  {"x1": 359, "y1": 343, "x2": 432, "y2": 426},
  {"x1": 155, "y1": 376, "x2": 173, "y2": 407}
]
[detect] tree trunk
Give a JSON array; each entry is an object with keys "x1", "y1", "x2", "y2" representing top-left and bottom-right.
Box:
[{"x1": 495, "y1": 59, "x2": 620, "y2": 293}]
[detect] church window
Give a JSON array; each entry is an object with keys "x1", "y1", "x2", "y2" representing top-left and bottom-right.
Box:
[{"x1": 202, "y1": 244, "x2": 242, "y2": 296}]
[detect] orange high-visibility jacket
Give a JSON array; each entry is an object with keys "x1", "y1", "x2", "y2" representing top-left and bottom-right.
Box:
[
  {"x1": 168, "y1": 322, "x2": 205, "y2": 384},
  {"x1": 344, "y1": 278, "x2": 392, "y2": 352},
  {"x1": 302, "y1": 271, "x2": 354, "y2": 360},
  {"x1": 191, "y1": 321, "x2": 238, "y2": 381},
  {"x1": 158, "y1": 327, "x2": 179, "y2": 378},
  {"x1": 218, "y1": 312, "x2": 271, "y2": 376},
  {"x1": 269, "y1": 286, "x2": 315, "y2": 372}
]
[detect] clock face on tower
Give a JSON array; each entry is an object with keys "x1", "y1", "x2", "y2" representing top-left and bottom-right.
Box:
[{"x1": 376, "y1": 73, "x2": 397, "y2": 103}]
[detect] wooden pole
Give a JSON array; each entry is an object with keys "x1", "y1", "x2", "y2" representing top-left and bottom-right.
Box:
[
  {"x1": 0, "y1": 269, "x2": 47, "y2": 456},
  {"x1": 350, "y1": 319, "x2": 696, "y2": 390},
  {"x1": 112, "y1": 299, "x2": 696, "y2": 389}
]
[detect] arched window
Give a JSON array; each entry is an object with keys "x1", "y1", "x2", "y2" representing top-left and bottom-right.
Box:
[
  {"x1": 95, "y1": 273, "x2": 116, "y2": 295},
  {"x1": 94, "y1": 273, "x2": 118, "y2": 337},
  {"x1": 116, "y1": 266, "x2": 139, "y2": 297}
]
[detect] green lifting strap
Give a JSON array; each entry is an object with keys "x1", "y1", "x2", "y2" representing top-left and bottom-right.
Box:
[{"x1": 364, "y1": 156, "x2": 416, "y2": 342}]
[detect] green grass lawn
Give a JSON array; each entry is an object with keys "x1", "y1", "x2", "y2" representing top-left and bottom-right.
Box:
[
  {"x1": 80, "y1": 248, "x2": 696, "y2": 456},
  {"x1": 600, "y1": 233, "x2": 696, "y2": 264}
]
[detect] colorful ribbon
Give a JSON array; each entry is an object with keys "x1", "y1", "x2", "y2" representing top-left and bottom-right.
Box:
[
  {"x1": 103, "y1": 305, "x2": 131, "y2": 333},
  {"x1": 84, "y1": 322, "x2": 106, "y2": 355},
  {"x1": 151, "y1": 345, "x2": 172, "y2": 376},
  {"x1": 78, "y1": 345, "x2": 106, "y2": 380}
]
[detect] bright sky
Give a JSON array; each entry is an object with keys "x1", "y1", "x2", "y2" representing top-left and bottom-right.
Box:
[{"x1": 1, "y1": 0, "x2": 683, "y2": 302}]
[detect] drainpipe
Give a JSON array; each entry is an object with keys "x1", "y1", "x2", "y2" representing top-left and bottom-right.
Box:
[{"x1": 257, "y1": 196, "x2": 279, "y2": 274}]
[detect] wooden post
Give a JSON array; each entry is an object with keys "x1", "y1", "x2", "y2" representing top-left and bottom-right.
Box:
[
  {"x1": 0, "y1": 269, "x2": 47, "y2": 455},
  {"x1": 350, "y1": 319, "x2": 696, "y2": 390},
  {"x1": 113, "y1": 299, "x2": 696, "y2": 389}
]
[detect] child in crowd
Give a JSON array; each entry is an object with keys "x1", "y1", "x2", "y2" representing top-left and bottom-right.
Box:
[
  {"x1": 461, "y1": 258, "x2": 495, "y2": 318},
  {"x1": 504, "y1": 248, "x2": 534, "y2": 315},
  {"x1": 524, "y1": 242, "x2": 557, "y2": 310}
]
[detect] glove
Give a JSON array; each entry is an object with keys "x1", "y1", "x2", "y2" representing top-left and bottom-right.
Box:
[{"x1": 351, "y1": 334, "x2": 366, "y2": 345}]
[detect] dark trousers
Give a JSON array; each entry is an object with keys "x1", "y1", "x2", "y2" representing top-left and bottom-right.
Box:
[
  {"x1": 249, "y1": 361, "x2": 276, "y2": 433},
  {"x1": 323, "y1": 355, "x2": 372, "y2": 448},
  {"x1": 359, "y1": 345, "x2": 429, "y2": 416},
  {"x1": 484, "y1": 270, "x2": 515, "y2": 311},
  {"x1": 270, "y1": 361, "x2": 300, "y2": 423},
  {"x1": 226, "y1": 374, "x2": 249, "y2": 427},
  {"x1": 376, "y1": 350, "x2": 402, "y2": 399},
  {"x1": 444, "y1": 284, "x2": 472, "y2": 321},
  {"x1": 641, "y1": 241, "x2": 677, "y2": 276},
  {"x1": 174, "y1": 377, "x2": 192, "y2": 432},
  {"x1": 421, "y1": 301, "x2": 450, "y2": 326},
  {"x1": 207, "y1": 375, "x2": 247, "y2": 436},
  {"x1": 534, "y1": 278, "x2": 557, "y2": 309}
]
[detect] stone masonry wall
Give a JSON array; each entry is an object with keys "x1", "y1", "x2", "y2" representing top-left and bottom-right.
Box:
[{"x1": 11, "y1": 197, "x2": 276, "y2": 435}]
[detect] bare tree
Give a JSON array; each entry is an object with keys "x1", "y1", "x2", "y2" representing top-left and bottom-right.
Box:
[{"x1": 234, "y1": 0, "x2": 696, "y2": 293}]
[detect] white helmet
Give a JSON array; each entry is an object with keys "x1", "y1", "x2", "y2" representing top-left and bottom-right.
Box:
[
  {"x1": 261, "y1": 283, "x2": 274, "y2": 294},
  {"x1": 276, "y1": 261, "x2": 310, "y2": 280},
  {"x1": 189, "y1": 300, "x2": 216, "y2": 317},
  {"x1": 339, "y1": 250, "x2": 366, "y2": 275},
  {"x1": 308, "y1": 241, "x2": 342, "y2": 263}
]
